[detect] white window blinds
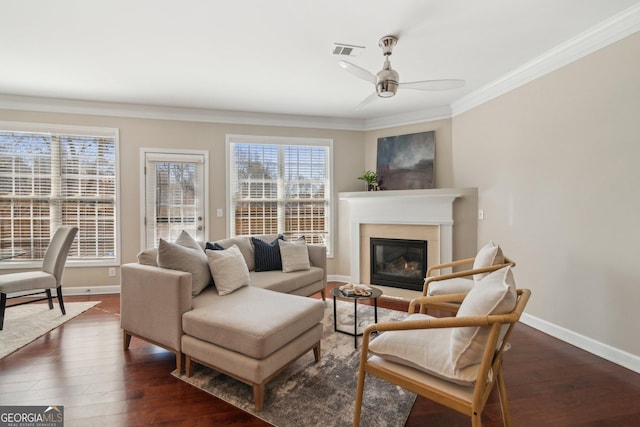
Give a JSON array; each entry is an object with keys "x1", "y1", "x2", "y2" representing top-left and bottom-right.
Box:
[
  {"x1": 0, "y1": 125, "x2": 118, "y2": 265},
  {"x1": 228, "y1": 135, "x2": 332, "y2": 254}
]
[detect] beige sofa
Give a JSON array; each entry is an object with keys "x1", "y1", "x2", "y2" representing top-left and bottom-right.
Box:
[{"x1": 120, "y1": 234, "x2": 326, "y2": 410}]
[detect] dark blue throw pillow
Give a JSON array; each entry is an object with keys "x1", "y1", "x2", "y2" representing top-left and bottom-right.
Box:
[
  {"x1": 252, "y1": 236, "x2": 284, "y2": 271},
  {"x1": 205, "y1": 242, "x2": 225, "y2": 251}
]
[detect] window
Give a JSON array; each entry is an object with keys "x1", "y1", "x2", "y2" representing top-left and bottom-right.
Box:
[
  {"x1": 141, "y1": 150, "x2": 208, "y2": 248},
  {"x1": 227, "y1": 135, "x2": 332, "y2": 255},
  {"x1": 0, "y1": 122, "x2": 119, "y2": 267}
]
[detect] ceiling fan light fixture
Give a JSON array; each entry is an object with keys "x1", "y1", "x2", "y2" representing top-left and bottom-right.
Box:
[{"x1": 376, "y1": 80, "x2": 398, "y2": 97}]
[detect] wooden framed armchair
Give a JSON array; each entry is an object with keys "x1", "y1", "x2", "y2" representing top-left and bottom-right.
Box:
[
  {"x1": 354, "y1": 266, "x2": 530, "y2": 427},
  {"x1": 424, "y1": 241, "x2": 515, "y2": 299}
]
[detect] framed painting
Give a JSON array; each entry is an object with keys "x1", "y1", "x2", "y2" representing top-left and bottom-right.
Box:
[{"x1": 376, "y1": 131, "x2": 435, "y2": 190}]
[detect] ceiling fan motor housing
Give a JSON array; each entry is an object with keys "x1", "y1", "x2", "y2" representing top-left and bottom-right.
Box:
[{"x1": 376, "y1": 57, "x2": 399, "y2": 97}]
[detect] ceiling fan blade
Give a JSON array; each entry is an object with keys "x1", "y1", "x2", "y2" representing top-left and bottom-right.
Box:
[
  {"x1": 338, "y1": 60, "x2": 377, "y2": 85},
  {"x1": 355, "y1": 92, "x2": 379, "y2": 111},
  {"x1": 401, "y1": 79, "x2": 465, "y2": 91}
]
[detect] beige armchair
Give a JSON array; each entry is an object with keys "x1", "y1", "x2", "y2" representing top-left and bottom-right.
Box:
[
  {"x1": 424, "y1": 241, "x2": 515, "y2": 302},
  {"x1": 0, "y1": 226, "x2": 78, "y2": 330},
  {"x1": 354, "y1": 265, "x2": 530, "y2": 427}
]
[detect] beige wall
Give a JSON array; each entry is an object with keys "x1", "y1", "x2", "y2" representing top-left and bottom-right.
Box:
[
  {"x1": 0, "y1": 109, "x2": 365, "y2": 286},
  {"x1": 2, "y1": 30, "x2": 638, "y2": 361},
  {"x1": 452, "y1": 32, "x2": 640, "y2": 356}
]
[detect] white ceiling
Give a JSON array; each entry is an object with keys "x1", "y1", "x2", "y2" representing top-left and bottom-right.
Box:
[{"x1": 1, "y1": 0, "x2": 639, "y2": 124}]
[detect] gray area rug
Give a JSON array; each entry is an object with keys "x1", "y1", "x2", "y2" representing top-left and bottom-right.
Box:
[
  {"x1": 173, "y1": 299, "x2": 415, "y2": 427},
  {"x1": 0, "y1": 301, "x2": 99, "y2": 359}
]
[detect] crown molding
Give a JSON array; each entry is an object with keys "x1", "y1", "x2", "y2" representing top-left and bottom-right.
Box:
[
  {"x1": 0, "y1": 94, "x2": 368, "y2": 131},
  {"x1": 0, "y1": 93, "x2": 453, "y2": 132},
  {"x1": 451, "y1": 3, "x2": 640, "y2": 117},
  {"x1": 363, "y1": 105, "x2": 452, "y2": 130}
]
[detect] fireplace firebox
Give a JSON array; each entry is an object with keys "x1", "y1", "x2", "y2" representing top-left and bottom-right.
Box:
[{"x1": 370, "y1": 238, "x2": 427, "y2": 291}]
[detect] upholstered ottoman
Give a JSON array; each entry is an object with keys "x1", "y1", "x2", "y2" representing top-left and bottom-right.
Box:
[{"x1": 181, "y1": 286, "x2": 324, "y2": 410}]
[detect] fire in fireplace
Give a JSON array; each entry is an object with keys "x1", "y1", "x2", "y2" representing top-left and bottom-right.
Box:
[{"x1": 370, "y1": 238, "x2": 427, "y2": 291}]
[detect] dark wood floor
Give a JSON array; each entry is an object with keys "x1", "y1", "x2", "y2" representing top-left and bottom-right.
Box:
[{"x1": 1, "y1": 283, "x2": 640, "y2": 426}]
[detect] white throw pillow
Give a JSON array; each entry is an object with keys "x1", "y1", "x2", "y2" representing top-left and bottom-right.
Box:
[
  {"x1": 206, "y1": 245, "x2": 251, "y2": 295},
  {"x1": 450, "y1": 265, "x2": 517, "y2": 370},
  {"x1": 278, "y1": 239, "x2": 310, "y2": 272},
  {"x1": 157, "y1": 231, "x2": 212, "y2": 296},
  {"x1": 473, "y1": 241, "x2": 505, "y2": 281},
  {"x1": 368, "y1": 314, "x2": 480, "y2": 386}
]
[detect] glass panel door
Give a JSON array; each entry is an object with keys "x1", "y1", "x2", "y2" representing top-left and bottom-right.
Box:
[{"x1": 144, "y1": 152, "x2": 206, "y2": 247}]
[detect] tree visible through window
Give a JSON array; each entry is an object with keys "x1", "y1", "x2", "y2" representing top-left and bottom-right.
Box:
[
  {"x1": 0, "y1": 125, "x2": 118, "y2": 265},
  {"x1": 228, "y1": 135, "x2": 332, "y2": 254}
]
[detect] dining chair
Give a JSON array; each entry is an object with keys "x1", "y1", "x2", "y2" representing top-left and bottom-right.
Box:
[{"x1": 0, "y1": 226, "x2": 78, "y2": 330}]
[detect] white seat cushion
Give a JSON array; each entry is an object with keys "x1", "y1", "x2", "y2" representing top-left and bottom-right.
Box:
[{"x1": 0, "y1": 271, "x2": 56, "y2": 293}]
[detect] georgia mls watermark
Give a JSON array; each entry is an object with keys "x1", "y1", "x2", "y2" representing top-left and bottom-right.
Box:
[{"x1": 0, "y1": 406, "x2": 63, "y2": 427}]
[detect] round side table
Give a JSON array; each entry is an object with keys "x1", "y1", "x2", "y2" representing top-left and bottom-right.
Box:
[{"x1": 330, "y1": 286, "x2": 383, "y2": 349}]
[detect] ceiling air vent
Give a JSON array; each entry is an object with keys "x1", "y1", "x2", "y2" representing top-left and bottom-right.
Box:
[{"x1": 332, "y1": 43, "x2": 365, "y2": 57}]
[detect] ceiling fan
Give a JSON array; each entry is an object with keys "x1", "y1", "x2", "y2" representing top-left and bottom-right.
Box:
[{"x1": 338, "y1": 35, "x2": 465, "y2": 110}]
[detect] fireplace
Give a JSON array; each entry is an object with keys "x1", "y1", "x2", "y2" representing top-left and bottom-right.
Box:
[{"x1": 370, "y1": 238, "x2": 427, "y2": 291}]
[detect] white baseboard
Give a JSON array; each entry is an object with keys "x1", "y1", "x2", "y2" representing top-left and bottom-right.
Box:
[
  {"x1": 520, "y1": 313, "x2": 640, "y2": 374},
  {"x1": 63, "y1": 285, "x2": 121, "y2": 296},
  {"x1": 328, "y1": 274, "x2": 351, "y2": 283}
]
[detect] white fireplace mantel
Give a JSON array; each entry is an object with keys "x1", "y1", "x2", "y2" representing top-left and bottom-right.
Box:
[{"x1": 339, "y1": 189, "x2": 463, "y2": 283}]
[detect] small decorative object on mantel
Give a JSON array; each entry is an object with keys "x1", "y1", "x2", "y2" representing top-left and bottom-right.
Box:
[{"x1": 357, "y1": 170, "x2": 379, "y2": 191}]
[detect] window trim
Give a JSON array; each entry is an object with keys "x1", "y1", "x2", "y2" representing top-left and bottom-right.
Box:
[
  {"x1": 0, "y1": 121, "x2": 121, "y2": 269},
  {"x1": 225, "y1": 134, "x2": 334, "y2": 257},
  {"x1": 139, "y1": 148, "x2": 210, "y2": 251}
]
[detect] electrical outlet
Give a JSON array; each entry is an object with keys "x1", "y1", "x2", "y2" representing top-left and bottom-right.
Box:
[
  {"x1": 108, "y1": 267, "x2": 116, "y2": 277},
  {"x1": 216, "y1": 208, "x2": 223, "y2": 217},
  {"x1": 478, "y1": 209, "x2": 485, "y2": 220}
]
